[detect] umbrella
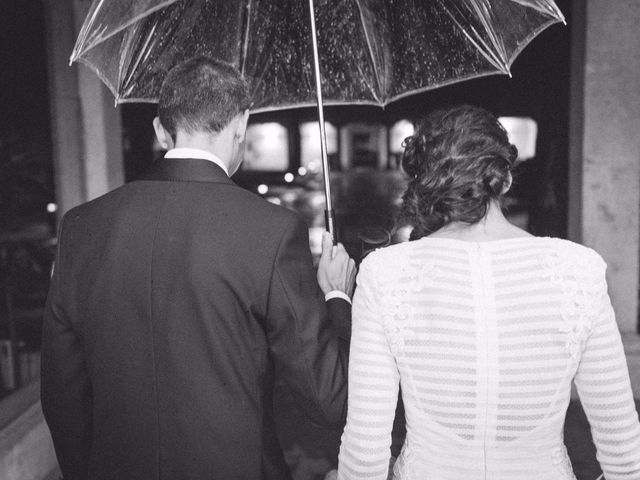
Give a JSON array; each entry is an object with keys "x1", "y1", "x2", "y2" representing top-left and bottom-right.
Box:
[{"x1": 71, "y1": 0, "x2": 565, "y2": 238}]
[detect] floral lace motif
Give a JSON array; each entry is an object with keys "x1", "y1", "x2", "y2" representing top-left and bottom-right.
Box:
[
  {"x1": 541, "y1": 248, "x2": 600, "y2": 360},
  {"x1": 377, "y1": 254, "x2": 439, "y2": 356},
  {"x1": 551, "y1": 445, "x2": 577, "y2": 479},
  {"x1": 379, "y1": 254, "x2": 411, "y2": 356},
  {"x1": 420, "y1": 261, "x2": 440, "y2": 289},
  {"x1": 392, "y1": 439, "x2": 417, "y2": 480}
]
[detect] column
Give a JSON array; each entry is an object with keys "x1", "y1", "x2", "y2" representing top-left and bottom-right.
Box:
[
  {"x1": 43, "y1": 0, "x2": 124, "y2": 219},
  {"x1": 377, "y1": 126, "x2": 388, "y2": 170},
  {"x1": 568, "y1": 0, "x2": 640, "y2": 333},
  {"x1": 339, "y1": 125, "x2": 352, "y2": 171}
]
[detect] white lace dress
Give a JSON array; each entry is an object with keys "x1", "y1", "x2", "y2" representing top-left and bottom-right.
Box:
[{"x1": 337, "y1": 237, "x2": 640, "y2": 480}]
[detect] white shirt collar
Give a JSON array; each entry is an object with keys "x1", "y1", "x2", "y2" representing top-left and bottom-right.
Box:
[{"x1": 164, "y1": 148, "x2": 229, "y2": 176}]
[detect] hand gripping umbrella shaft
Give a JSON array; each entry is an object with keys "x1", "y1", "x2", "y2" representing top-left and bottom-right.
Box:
[{"x1": 307, "y1": 0, "x2": 336, "y2": 244}]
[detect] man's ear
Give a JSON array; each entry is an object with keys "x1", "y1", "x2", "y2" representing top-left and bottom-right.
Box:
[
  {"x1": 153, "y1": 117, "x2": 174, "y2": 150},
  {"x1": 234, "y1": 109, "x2": 250, "y2": 141}
]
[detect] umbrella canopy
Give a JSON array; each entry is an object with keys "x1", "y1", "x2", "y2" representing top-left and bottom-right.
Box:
[
  {"x1": 71, "y1": 0, "x2": 564, "y2": 240},
  {"x1": 71, "y1": 0, "x2": 565, "y2": 112}
]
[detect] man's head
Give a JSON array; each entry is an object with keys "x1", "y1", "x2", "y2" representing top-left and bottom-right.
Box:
[{"x1": 153, "y1": 56, "x2": 251, "y2": 174}]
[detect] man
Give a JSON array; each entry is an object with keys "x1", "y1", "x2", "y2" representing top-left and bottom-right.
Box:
[{"x1": 41, "y1": 56, "x2": 355, "y2": 480}]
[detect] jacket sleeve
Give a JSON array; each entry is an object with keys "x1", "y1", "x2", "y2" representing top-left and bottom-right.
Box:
[
  {"x1": 40, "y1": 215, "x2": 93, "y2": 480},
  {"x1": 326, "y1": 297, "x2": 352, "y2": 343},
  {"x1": 264, "y1": 215, "x2": 350, "y2": 427}
]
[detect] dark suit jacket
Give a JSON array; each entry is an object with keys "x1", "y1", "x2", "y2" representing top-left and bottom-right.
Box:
[{"x1": 41, "y1": 158, "x2": 351, "y2": 480}]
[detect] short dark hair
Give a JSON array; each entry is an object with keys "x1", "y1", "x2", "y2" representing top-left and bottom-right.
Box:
[
  {"x1": 158, "y1": 56, "x2": 250, "y2": 140},
  {"x1": 400, "y1": 105, "x2": 517, "y2": 240}
]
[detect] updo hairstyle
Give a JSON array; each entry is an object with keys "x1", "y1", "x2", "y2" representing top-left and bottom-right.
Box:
[{"x1": 400, "y1": 105, "x2": 517, "y2": 240}]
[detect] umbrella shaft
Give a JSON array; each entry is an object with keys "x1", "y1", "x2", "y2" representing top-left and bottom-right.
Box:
[{"x1": 308, "y1": 0, "x2": 335, "y2": 241}]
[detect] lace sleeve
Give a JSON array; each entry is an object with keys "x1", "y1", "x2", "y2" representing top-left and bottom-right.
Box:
[
  {"x1": 574, "y1": 253, "x2": 640, "y2": 479},
  {"x1": 338, "y1": 255, "x2": 400, "y2": 480}
]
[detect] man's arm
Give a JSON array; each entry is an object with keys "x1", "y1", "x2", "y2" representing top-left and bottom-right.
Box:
[
  {"x1": 265, "y1": 217, "x2": 353, "y2": 427},
  {"x1": 41, "y1": 217, "x2": 93, "y2": 480}
]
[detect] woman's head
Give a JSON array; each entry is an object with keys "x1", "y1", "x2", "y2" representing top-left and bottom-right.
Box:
[{"x1": 400, "y1": 105, "x2": 517, "y2": 240}]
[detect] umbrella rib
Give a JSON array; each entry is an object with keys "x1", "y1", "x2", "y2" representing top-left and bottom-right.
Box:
[
  {"x1": 353, "y1": 0, "x2": 383, "y2": 103},
  {"x1": 509, "y1": 0, "x2": 566, "y2": 22},
  {"x1": 72, "y1": 0, "x2": 107, "y2": 62},
  {"x1": 467, "y1": 0, "x2": 508, "y2": 70},
  {"x1": 438, "y1": 0, "x2": 508, "y2": 74},
  {"x1": 500, "y1": 17, "x2": 563, "y2": 69},
  {"x1": 74, "y1": 56, "x2": 122, "y2": 104},
  {"x1": 72, "y1": 0, "x2": 181, "y2": 60},
  {"x1": 380, "y1": 68, "x2": 510, "y2": 106},
  {"x1": 118, "y1": 22, "x2": 158, "y2": 101}
]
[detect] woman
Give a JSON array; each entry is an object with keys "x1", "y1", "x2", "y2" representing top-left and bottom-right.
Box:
[{"x1": 337, "y1": 105, "x2": 640, "y2": 479}]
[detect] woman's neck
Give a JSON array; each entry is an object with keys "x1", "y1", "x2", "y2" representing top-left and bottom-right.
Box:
[{"x1": 428, "y1": 200, "x2": 532, "y2": 242}]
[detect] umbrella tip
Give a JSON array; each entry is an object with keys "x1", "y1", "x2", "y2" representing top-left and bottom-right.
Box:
[{"x1": 556, "y1": 7, "x2": 567, "y2": 26}]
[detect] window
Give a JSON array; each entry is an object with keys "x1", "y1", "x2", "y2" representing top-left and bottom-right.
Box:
[
  {"x1": 498, "y1": 117, "x2": 538, "y2": 161},
  {"x1": 299, "y1": 122, "x2": 338, "y2": 173},
  {"x1": 340, "y1": 123, "x2": 387, "y2": 170},
  {"x1": 242, "y1": 123, "x2": 289, "y2": 171}
]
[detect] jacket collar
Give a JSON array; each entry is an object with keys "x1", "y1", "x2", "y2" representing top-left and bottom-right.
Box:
[
  {"x1": 164, "y1": 148, "x2": 230, "y2": 176},
  {"x1": 138, "y1": 158, "x2": 236, "y2": 185}
]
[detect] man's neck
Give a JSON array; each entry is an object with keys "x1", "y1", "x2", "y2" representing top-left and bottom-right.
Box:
[
  {"x1": 173, "y1": 130, "x2": 233, "y2": 169},
  {"x1": 173, "y1": 143, "x2": 225, "y2": 163},
  {"x1": 165, "y1": 147, "x2": 230, "y2": 176}
]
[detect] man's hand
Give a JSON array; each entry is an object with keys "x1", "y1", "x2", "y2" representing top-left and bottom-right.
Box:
[{"x1": 317, "y1": 232, "x2": 356, "y2": 297}]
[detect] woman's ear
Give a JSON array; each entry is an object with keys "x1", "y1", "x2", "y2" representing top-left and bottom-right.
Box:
[
  {"x1": 501, "y1": 171, "x2": 513, "y2": 195},
  {"x1": 153, "y1": 117, "x2": 174, "y2": 150}
]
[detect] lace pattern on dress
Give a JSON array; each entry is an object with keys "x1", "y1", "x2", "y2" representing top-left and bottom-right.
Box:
[
  {"x1": 541, "y1": 247, "x2": 600, "y2": 360},
  {"x1": 551, "y1": 445, "x2": 577, "y2": 479},
  {"x1": 376, "y1": 254, "x2": 439, "y2": 356},
  {"x1": 378, "y1": 253, "x2": 411, "y2": 356},
  {"x1": 392, "y1": 439, "x2": 417, "y2": 480}
]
